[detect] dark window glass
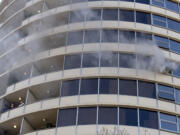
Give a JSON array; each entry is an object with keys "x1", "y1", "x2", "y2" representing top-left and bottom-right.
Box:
[
  {"x1": 139, "y1": 110, "x2": 158, "y2": 129},
  {"x1": 119, "y1": 53, "x2": 136, "y2": 68},
  {"x1": 170, "y1": 40, "x2": 180, "y2": 54},
  {"x1": 64, "y1": 54, "x2": 81, "y2": 70},
  {"x1": 100, "y1": 52, "x2": 118, "y2": 67},
  {"x1": 175, "y1": 89, "x2": 180, "y2": 104},
  {"x1": 158, "y1": 84, "x2": 174, "y2": 100},
  {"x1": 154, "y1": 35, "x2": 169, "y2": 49},
  {"x1": 136, "y1": 11, "x2": 151, "y2": 24},
  {"x1": 58, "y1": 108, "x2": 77, "y2": 127},
  {"x1": 168, "y1": 19, "x2": 180, "y2": 33},
  {"x1": 99, "y1": 78, "x2": 118, "y2": 94},
  {"x1": 119, "y1": 10, "x2": 134, "y2": 22},
  {"x1": 153, "y1": 15, "x2": 167, "y2": 28},
  {"x1": 173, "y1": 64, "x2": 180, "y2": 78},
  {"x1": 160, "y1": 113, "x2": 177, "y2": 132},
  {"x1": 120, "y1": 0, "x2": 134, "y2": 2},
  {"x1": 82, "y1": 53, "x2": 99, "y2": 68},
  {"x1": 119, "y1": 79, "x2": 137, "y2": 96},
  {"x1": 69, "y1": 10, "x2": 85, "y2": 23},
  {"x1": 84, "y1": 30, "x2": 100, "y2": 43},
  {"x1": 165, "y1": 0, "x2": 179, "y2": 13},
  {"x1": 119, "y1": 108, "x2": 138, "y2": 126},
  {"x1": 136, "y1": 0, "x2": 150, "y2": 4},
  {"x1": 119, "y1": 31, "x2": 135, "y2": 44},
  {"x1": 67, "y1": 31, "x2": 83, "y2": 45},
  {"x1": 152, "y1": 0, "x2": 165, "y2": 7},
  {"x1": 136, "y1": 32, "x2": 152, "y2": 42},
  {"x1": 86, "y1": 9, "x2": 101, "y2": 21},
  {"x1": 98, "y1": 107, "x2": 117, "y2": 124},
  {"x1": 102, "y1": 9, "x2": 118, "y2": 20},
  {"x1": 78, "y1": 107, "x2": 97, "y2": 125},
  {"x1": 102, "y1": 29, "x2": 118, "y2": 42},
  {"x1": 136, "y1": 55, "x2": 152, "y2": 70},
  {"x1": 138, "y1": 81, "x2": 156, "y2": 99},
  {"x1": 80, "y1": 78, "x2": 98, "y2": 94},
  {"x1": 61, "y1": 80, "x2": 79, "y2": 97}
]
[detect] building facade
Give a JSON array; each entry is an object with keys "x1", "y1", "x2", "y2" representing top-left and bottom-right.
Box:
[{"x1": 0, "y1": 0, "x2": 180, "y2": 135}]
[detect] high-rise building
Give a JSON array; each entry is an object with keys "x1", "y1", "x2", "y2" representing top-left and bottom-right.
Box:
[{"x1": 0, "y1": 0, "x2": 180, "y2": 135}]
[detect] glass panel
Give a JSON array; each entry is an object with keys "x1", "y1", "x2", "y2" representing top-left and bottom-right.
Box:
[
  {"x1": 136, "y1": 0, "x2": 150, "y2": 4},
  {"x1": 98, "y1": 107, "x2": 117, "y2": 124},
  {"x1": 119, "y1": 53, "x2": 136, "y2": 68},
  {"x1": 82, "y1": 53, "x2": 99, "y2": 68},
  {"x1": 69, "y1": 10, "x2": 85, "y2": 23},
  {"x1": 119, "y1": 31, "x2": 135, "y2": 44},
  {"x1": 160, "y1": 113, "x2": 177, "y2": 122},
  {"x1": 153, "y1": 15, "x2": 167, "y2": 28},
  {"x1": 168, "y1": 19, "x2": 180, "y2": 33},
  {"x1": 119, "y1": 79, "x2": 137, "y2": 96},
  {"x1": 67, "y1": 31, "x2": 83, "y2": 45},
  {"x1": 158, "y1": 84, "x2": 174, "y2": 100},
  {"x1": 119, "y1": 10, "x2": 134, "y2": 22},
  {"x1": 175, "y1": 89, "x2": 180, "y2": 104},
  {"x1": 64, "y1": 54, "x2": 81, "y2": 70},
  {"x1": 99, "y1": 78, "x2": 118, "y2": 94},
  {"x1": 61, "y1": 80, "x2": 79, "y2": 97},
  {"x1": 154, "y1": 35, "x2": 169, "y2": 49},
  {"x1": 86, "y1": 9, "x2": 101, "y2": 21},
  {"x1": 78, "y1": 107, "x2": 97, "y2": 125},
  {"x1": 161, "y1": 121, "x2": 177, "y2": 132},
  {"x1": 120, "y1": 0, "x2": 134, "y2": 2},
  {"x1": 152, "y1": 0, "x2": 165, "y2": 7},
  {"x1": 173, "y1": 64, "x2": 180, "y2": 78},
  {"x1": 170, "y1": 40, "x2": 180, "y2": 54},
  {"x1": 102, "y1": 9, "x2": 118, "y2": 20},
  {"x1": 165, "y1": 0, "x2": 179, "y2": 13},
  {"x1": 139, "y1": 110, "x2": 158, "y2": 129},
  {"x1": 100, "y1": 52, "x2": 118, "y2": 67},
  {"x1": 80, "y1": 78, "x2": 98, "y2": 94},
  {"x1": 136, "y1": 32, "x2": 152, "y2": 42},
  {"x1": 57, "y1": 108, "x2": 77, "y2": 127},
  {"x1": 136, "y1": 11, "x2": 151, "y2": 24},
  {"x1": 84, "y1": 30, "x2": 100, "y2": 43},
  {"x1": 102, "y1": 29, "x2": 118, "y2": 42},
  {"x1": 119, "y1": 108, "x2": 138, "y2": 126}
]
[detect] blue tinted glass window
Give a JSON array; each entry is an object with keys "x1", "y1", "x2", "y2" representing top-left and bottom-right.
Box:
[
  {"x1": 80, "y1": 78, "x2": 98, "y2": 94},
  {"x1": 99, "y1": 78, "x2": 118, "y2": 94},
  {"x1": 82, "y1": 53, "x2": 99, "y2": 68},
  {"x1": 69, "y1": 11, "x2": 85, "y2": 23},
  {"x1": 139, "y1": 110, "x2": 158, "y2": 129},
  {"x1": 170, "y1": 40, "x2": 180, "y2": 54},
  {"x1": 64, "y1": 54, "x2": 81, "y2": 70},
  {"x1": 173, "y1": 64, "x2": 180, "y2": 78},
  {"x1": 58, "y1": 108, "x2": 77, "y2": 127},
  {"x1": 153, "y1": 15, "x2": 166, "y2": 28},
  {"x1": 61, "y1": 80, "x2": 79, "y2": 97},
  {"x1": 119, "y1": 10, "x2": 134, "y2": 22},
  {"x1": 138, "y1": 81, "x2": 156, "y2": 99},
  {"x1": 119, "y1": 31, "x2": 135, "y2": 43},
  {"x1": 119, "y1": 108, "x2": 138, "y2": 126},
  {"x1": 120, "y1": 0, "x2": 134, "y2": 2},
  {"x1": 102, "y1": 29, "x2": 118, "y2": 42},
  {"x1": 152, "y1": 0, "x2": 165, "y2": 7},
  {"x1": 136, "y1": 11, "x2": 151, "y2": 24},
  {"x1": 136, "y1": 0, "x2": 150, "y2": 4},
  {"x1": 119, "y1": 53, "x2": 136, "y2": 68},
  {"x1": 103, "y1": 9, "x2": 118, "y2": 20},
  {"x1": 86, "y1": 9, "x2": 101, "y2": 21},
  {"x1": 98, "y1": 107, "x2": 117, "y2": 124},
  {"x1": 166, "y1": 0, "x2": 179, "y2": 13},
  {"x1": 160, "y1": 113, "x2": 177, "y2": 132},
  {"x1": 136, "y1": 32, "x2": 152, "y2": 42},
  {"x1": 78, "y1": 107, "x2": 97, "y2": 125},
  {"x1": 175, "y1": 89, "x2": 180, "y2": 104},
  {"x1": 84, "y1": 30, "x2": 100, "y2": 43},
  {"x1": 67, "y1": 31, "x2": 83, "y2": 45},
  {"x1": 100, "y1": 52, "x2": 118, "y2": 67},
  {"x1": 154, "y1": 35, "x2": 169, "y2": 49},
  {"x1": 158, "y1": 84, "x2": 174, "y2": 100},
  {"x1": 168, "y1": 19, "x2": 180, "y2": 32}
]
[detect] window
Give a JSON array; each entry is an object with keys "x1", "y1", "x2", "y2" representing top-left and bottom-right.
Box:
[
  {"x1": 86, "y1": 9, "x2": 101, "y2": 21},
  {"x1": 136, "y1": 11, "x2": 151, "y2": 24},
  {"x1": 102, "y1": 9, "x2": 118, "y2": 20},
  {"x1": 64, "y1": 54, "x2": 81, "y2": 70},
  {"x1": 119, "y1": 53, "x2": 136, "y2": 68},
  {"x1": 165, "y1": 0, "x2": 179, "y2": 13},
  {"x1": 138, "y1": 81, "x2": 156, "y2": 99},
  {"x1": 80, "y1": 78, "x2": 98, "y2": 94},
  {"x1": 119, "y1": 79, "x2": 137, "y2": 96},
  {"x1": 61, "y1": 80, "x2": 79, "y2": 97},
  {"x1": 160, "y1": 113, "x2": 177, "y2": 132},
  {"x1": 119, "y1": 108, "x2": 138, "y2": 126},
  {"x1": 136, "y1": 32, "x2": 152, "y2": 42},
  {"x1": 175, "y1": 89, "x2": 180, "y2": 104},
  {"x1": 119, "y1": 10, "x2": 134, "y2": 22},
  {"x1": 57, "y1": 108, "x2": 77, "y2": 127},
  {"x1": 168, "y1": 19, "x2": 180, "y2": 33},
  {"x1": 170, "y1": 40, "x2": 180, "y2": 54},
  {"x1": 136, "y1": 55, "x2": 152, "y2": 70},
  {"x1": 139, "y1": 110, "x2": 158, "y2": 129},
  {"x1": 69, "y1": 10, "x2": 85, "y2": 23},
  {"x1": 78, "y1": 107, "x2": 97, "y2": 125},
  {"x1": 120, "y1": 0, "x2": 134, "y2": 2},
  {"x1": 67, "y1": 31, "x2": 83, "y2": 45},
  {"x1": 173, "y1": 64, "x2": 180, "y2": 78},
  {"x1": 98, "y1": 107, "x2": 117, "y2": 124},
  {"x1": 136, "y1": 0, "x2": 150, "y2": 4},
  {"x1": 82, "y1": 53, "x2": 99, "y2": 68},
  {"x1": 154, "y1": 35, "x2": 169, "y2": 49},
  {"x1": 152, "y1": 0, "x2": 165, "y2": 7},
  {"x1": 102, "y1": 29, "x2": 118, "y2": 42},
  {"x1": 119, "y1": 31, "x2": 135, "y2": 43},
  {"x1": 100, "y1": 52, "x2": 118, "y2": 67},
  {"x1": 84, "y1": 30, "x2": 100, "y2": 43},
  {"x1": 152, "y1": 15, "x2": 167, "y2": 28},
  {"x1": 158, "y1": 84, "x2": 174, "y2": 100},
  {"x1": 99, "y1": 78, "x2": 118, "y2": 94}
]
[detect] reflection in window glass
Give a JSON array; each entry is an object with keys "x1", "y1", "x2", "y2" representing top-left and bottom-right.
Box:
[
  {"x1": 82, "y1": 53, "x2": 99, "y2": 68},
  {"x1": 136, "y1": 11, "x2": 151, "y2": 24},
  {"x1": 136, "y1": 0, "x2": 150, "y2": 4},
  {"x1": 102, "y1": 29, "x2": 118, "y2": 42},
  {"x1": 67, "y1": 31, "x2": 83, "y2": 45},
  {"x1": 119, "y1": 108, "x2": 138, "y2": 126},
  {"x1": 165, "y1": 0, "x2": 179, "y2": 13},
  {"x1": 78, "y1": 107, "x2": 97, "y2": 125},
  {"x1": 119, "y1": 79, "x2": 137, "y2": 96},
  {"x1": 158, "y1": 84, "x2": 174, "y2": 100},
  {"x1": 152, "y1": 15, "x2": 166, "y2": 28},
  {"x1": 100, "y1": 52, "x2": 118, "y2": 67},
  {"x1": 119, "y1": 31, "x2": 135, "y2": 43},
  {"x1": 152, "y1": 0, "x2": 165, "y2": 7},
  {"x1": 119, "y1": 10, "x2": 134, "y2": 22},
  {"x1": 103, "y1": 9, "x2": 118, "y2": 20},
  {"x1": 138, "y1": 81, "x2": 156, "y2": 99},
  {"x1": 64, "y1": 54, "x2": 81, "y2": 70},
  {"x1": 139, "y1": 110, "x2": 158, "y2": 129},
  {"x1": 61, "y1": 80, "x2": 79, "y2": 97},
  {"x1": 86, "y1": 9, "x2": 101, "y2": 21},
  {"x1": 80, "y1": 78, "x2": 98, "y2": 94},
  {"x1": 98, "y1": 107, "x2": 117, "y2": 124},
  {"x1": 175, "y1": 89, "x2": 180, "y2": 104},
  {"x1": 69, "y1": 10, "x2": 84, "y2": 23},
  {"x1": 154, "y1": 35, "x2": 169, "y2": 49},
  {"x1": 99, "y1": 78, "x2": 118, "y2": 94},
  {"x1": 84, "y1": 30, "x2": 100, "y2": 43},
  {"x1": 168, "y1": 19, "x2": 180, "y2": 33},
  {"x1": 170, "y1": 40, "x2": 180, "y2": 54},
  {"x1": 58, "y1": 108, "x2": 77, "y2": 127},
  {"x1": 173, "y1": 64, "x2": 180, "y2": 78},
  {"x1": 160, "y1": 113, "x2": 177, "y2": 132},
  {"x1": 119, "y1": 54, "x2": 136, "y2": 68}
]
